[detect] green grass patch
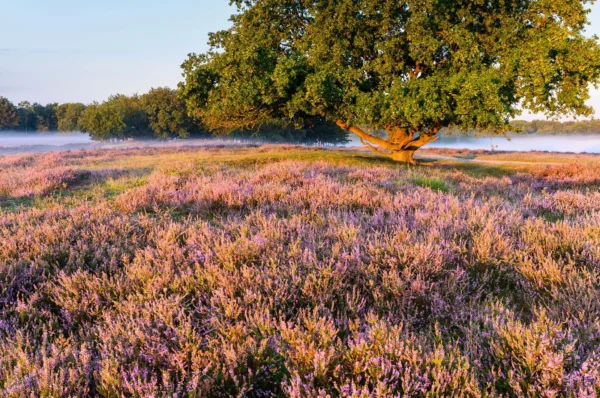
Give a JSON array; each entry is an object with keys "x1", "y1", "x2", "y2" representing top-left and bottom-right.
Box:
[
  {"x1": 443, "y1": 163, "x2": 515, "y2": 178},
  {"x1": 540, "y1": 211, "x2": 565, "y2": 223},
  {"x1": 0, "y1": 195, "x2": 37, "y2": 211},
  {"x1": 412, "y1": 177, "x2": 450, "y2": 193},
  {"x1": 102, "y1": 175, "x2": 149, "y2": 199}
]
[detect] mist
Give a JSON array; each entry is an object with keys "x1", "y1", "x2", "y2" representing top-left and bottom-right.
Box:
[
  {"x1": 2, "y1": 131, "x2": 600, "y2": 157},
  {"x1": 430, "y1": 134, "x2": 600, "y2": 153},
  {"x1": 0, "y1": 132, "x2": 299, "y2": 156},
  {"x1": 0, "y1": 131, "x2": 91, "y2": 147}
]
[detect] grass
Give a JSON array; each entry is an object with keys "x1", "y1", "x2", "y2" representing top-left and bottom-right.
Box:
[
  {"x1": 540, "y1": 211, "x2": 565, "y2": 223},
  {"x1": 440, "y1": 161, "x2": 517, "y2": 178},
  {"x1": 476, "y1": 152, "x2": 600, "y2": 164},
  {"x1": 101, "y1": 174, "x2": 150, "y2": 199},
  {"x1": 411, "y1": 177, "x2": 450, "y2": 193},
  {"x1": 0, "y1": 195, "x2": 36, "y2": 211}
]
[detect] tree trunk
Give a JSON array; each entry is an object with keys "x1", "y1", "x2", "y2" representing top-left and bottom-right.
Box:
[
  {"x1": 391, "y1": 150, "x2": 417, "y2": 165},
  {"x1": 335, "y1": 120, "x2": 439, "y2": 164}
]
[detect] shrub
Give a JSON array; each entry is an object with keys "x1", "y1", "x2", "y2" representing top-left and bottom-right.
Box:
[{"x1": 0, "y1": 146, "x2": 599, "y2": 395}]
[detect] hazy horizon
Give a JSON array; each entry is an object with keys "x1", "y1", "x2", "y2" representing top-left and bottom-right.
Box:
[{"x1": 2, "y1": 130, "x2": 600, "y2": 155}]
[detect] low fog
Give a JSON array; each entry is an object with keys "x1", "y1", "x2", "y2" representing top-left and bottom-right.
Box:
[
  {"x1": 0, "y1": 131, "x2": 91, "y2": 147},
  {"x1": 0, "y1": 131, "x2": 334, "y2": 157},
  {"x1": 2, "y1": 131, "x2": 600, "y2": 156}
]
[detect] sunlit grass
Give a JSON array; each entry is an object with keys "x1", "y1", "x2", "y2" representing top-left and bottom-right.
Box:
[
  {"x1": 411, "y1": 177, "x2": 450, "y2": 193},
  {"x1": 476, "y1": 152, "x2": 600, "y2": 164}
]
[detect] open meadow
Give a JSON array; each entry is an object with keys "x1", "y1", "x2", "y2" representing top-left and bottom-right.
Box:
[{"x1": 1, "y1": 145, "x2": 600, "y2": 396}]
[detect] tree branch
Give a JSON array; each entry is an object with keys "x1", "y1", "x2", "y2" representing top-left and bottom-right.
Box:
[
  {"x1": 401, "y1": 132, "x2": 439, "y2": 151},
  {"x1": 387, "y1": 127, "x2": 414, "y2": 147},
  {"x1": 408, "y1": 61, "x2": 422, "y2": 79},
  {"x1": 336, "y1": 120, "x2": 396, "y2": 150},
  {"x1": 338, "y1": 120, "x2": 441, "y2": 153},
  {"x1": 359, "y1": 137, "x2": 393, "y2": 157}
]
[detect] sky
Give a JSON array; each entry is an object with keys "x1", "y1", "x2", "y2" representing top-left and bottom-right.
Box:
[
  {"x1": 1, "y1": 1, "x2": 600, "y2": 120},
  {"x1": 0, "y1": 0, "x2": 234, "y2": 104}
]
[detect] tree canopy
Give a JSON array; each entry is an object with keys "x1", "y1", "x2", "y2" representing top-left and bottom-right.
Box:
[
  {"x1": 0, "y1": 97, "x2": 19, "y2": 130},
  {"x1": 17, "y1": 102, "x2": 38, "y2": 132},
  {"x1": 79, "y1": 95, "x2": 150, "y2": 141},
  {"x1": 140, "y1": 87, "x2": 195, "y2": 139},
  {"x1": 32, "y1": 103, "x2": 58, "y2": 132},
  {"x1": 180, "y1": 0, "x2": 600, "y2": 163},
  {"x1": 56, "y1": 103, "x2": 87, "y2": 132}
]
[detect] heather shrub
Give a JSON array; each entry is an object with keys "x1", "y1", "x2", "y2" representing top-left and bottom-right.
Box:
[
  {"x1": 0, "y1": 330, "x2": 96, "y2": 397},
  {"x1": 0, "y1": 146, "x2": 599, "y2": 396},
  {"x1": 532, "y1": 162, "x2": 600, "y2": 186},
  {"x1": 486, "y1": 310, "x2": 577, "y2": 396}
]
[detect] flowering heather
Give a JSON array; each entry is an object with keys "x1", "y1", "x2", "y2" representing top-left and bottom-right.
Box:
[{"x1": 0, "y1": 145, "x2": 599, "y2": 396}]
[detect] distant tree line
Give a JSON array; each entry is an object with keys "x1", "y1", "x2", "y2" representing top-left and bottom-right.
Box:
[
  {"x1": 0, "y1": 88, "x2": 201, "y2": 140},
  {"x1": 0, "y1": 97, "x2": 60, "y2": 132},
  {"x1": 509, "y1": 119, "x2": 600, "y2": 135},
  {"x1": 440, "y1": 119, "x2": 600, "y2": 137},
  {"x1": 0, "y1": 89, "x2": 349, "y2": 145},
  {"x1": 2, "y1": 91, "x2": 599, "y2": 142}
]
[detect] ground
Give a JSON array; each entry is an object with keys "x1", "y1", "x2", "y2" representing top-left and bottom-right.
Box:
[{"x1": 0, "y1": 144, "x2": 599, "y2": 396}]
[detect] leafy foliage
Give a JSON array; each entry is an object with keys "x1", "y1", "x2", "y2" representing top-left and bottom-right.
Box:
[
  {"x1": 180, "y1": 0, "x2": 600, "y2": 161},
  {"x1": 16, "y1": 101, "x2": 37, "y2": 132},
  {"x1": 0, "y1": 90, "x2": 349, "y2": 144},
  {"x1": 0, "y1": 101, "x2": 60, "y2": 132},
  {"x1": 56, "y1": 103, "x2": 87, "y2": 132},
  {"x1": 140, "y1": 87, "x2": 196, "y2": 139},
  {"x1": 32, "y1": 103, "x2": 58, "y2": 132},
  {"x1": 79, "y1": 95, "x2": 149, "y2": 140},
  {"x1": 0, "y1": 97, "x2": 19, "y2": 130}
]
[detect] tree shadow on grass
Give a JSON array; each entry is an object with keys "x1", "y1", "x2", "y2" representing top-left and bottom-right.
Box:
[
  {"x1": 0, "y1": 195, "x2": 37, "y2": 212},
  {"x1": 435, "y1": 162, "x2": 515, "y2": 178},
  {"x1": 349, "y1": 153, "x2": 430, "y2": 168},
  {"x1": 353, "y1": 151, "x2": 517, "y2": 177},
  {"x1": 416, "y1": 158, "x2": 438, "y2": 165},
  {"x1": 63, "y1": 167, "x2": 154, "y2": 203},
  {"x1": 0, "y1": 167, "x2": 154, "y2": 212},
  {"x1": 352, "y1": 153, "x2": 453, "y2": 168}
]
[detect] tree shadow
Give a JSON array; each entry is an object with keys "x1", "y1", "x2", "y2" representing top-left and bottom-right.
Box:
[
  {"x1": 0, "y1": 195, "x2": 36, "y2": 212},
  {"x1": 435, "y1": 162, "x2": 515, "y2": 178},
  {"x1": 0, "y1": 167, "x2": 154, "y2": 212}
]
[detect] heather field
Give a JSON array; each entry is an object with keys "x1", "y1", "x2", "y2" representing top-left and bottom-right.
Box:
[{"x1": 1, "y1": 145, "x2": 600, "y2": 397}]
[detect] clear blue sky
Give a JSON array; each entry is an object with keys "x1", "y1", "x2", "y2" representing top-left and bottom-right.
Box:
[
  {"x1": 1, "y1": 0, "x2": 600, "y2": 120},
  {"x1": 0, "y1": 0, "x2": 234, "y2": 104}
]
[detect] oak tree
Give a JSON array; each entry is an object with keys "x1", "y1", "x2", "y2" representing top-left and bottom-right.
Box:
[{"x1": 181, "y1": 0, "x2": 600, "y2": 163}]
